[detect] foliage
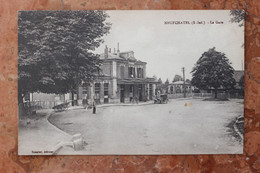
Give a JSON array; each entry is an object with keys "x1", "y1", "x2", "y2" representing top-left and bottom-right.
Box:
[
  {"x1": 165, "y1": 78, "x2": 169, "y2": 85},
  {"x1": 173, "y1": 75, "x2": 182, "y2": 82},
  {"x1": 185, "y1": 79, "x2": 191, "y2": 83},
  {"x1": 191, "y1": 47, "x2": 236, "y2": 98},
  {"x1": 230, "y1": 10, "x2": 245, "y2": 27},
  {"x1": 158, "y1": 78, "x2": 162, "y2": 84},
  {"x1": 18, "y1": 11, "x2": 111, "y2": 102}
]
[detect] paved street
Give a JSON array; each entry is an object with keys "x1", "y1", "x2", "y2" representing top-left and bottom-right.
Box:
[{"x1": 49, "y1": 98, "x2": 243, "y2": 154}]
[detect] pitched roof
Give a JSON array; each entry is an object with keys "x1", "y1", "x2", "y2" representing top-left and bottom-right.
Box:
[
  {"x1": 99, "y1": 52, "x2": 122, "y2": 60},
  {"x1": 99, "y1": 51, "x2": 139, "y2": 61}
]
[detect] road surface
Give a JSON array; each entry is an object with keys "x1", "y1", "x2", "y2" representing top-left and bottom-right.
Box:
[{"x1": 49, "y1": 98, "x2": 243, "y2": 154}]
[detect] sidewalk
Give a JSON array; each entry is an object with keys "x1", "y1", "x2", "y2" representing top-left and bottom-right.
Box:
[
  {"x1": 18, "y1": 109, "x2": 73, "y2": 155},
  {"x1": 66, "y1": 98, "x2": 194, "y2": 110},
  {"x1": 64, "y1": 101, "x2": 155, "y2": 110},
  {"x1": 97, "y1": 100, "x2": 154, "y2": 108}
]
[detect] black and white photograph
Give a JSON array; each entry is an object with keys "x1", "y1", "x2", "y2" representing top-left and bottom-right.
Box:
[{"x1": 18, "y1": 10, "x2": 244, "y2": 155}]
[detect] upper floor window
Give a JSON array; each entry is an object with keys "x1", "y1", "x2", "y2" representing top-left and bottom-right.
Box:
[
  {"x1": 137, "y1": 68, "x2": 143, "y2": 78},
  {"x1": 128, "y1": 67, "x2": 135, "y2": 78}
]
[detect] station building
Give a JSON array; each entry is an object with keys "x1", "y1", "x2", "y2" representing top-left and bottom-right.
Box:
[
  {"x1": 79, "y1": 45, "x2": 158, "y2": 104},
  {"x1": 30, "y1": 45, "x2": 158, "y2": 106}
]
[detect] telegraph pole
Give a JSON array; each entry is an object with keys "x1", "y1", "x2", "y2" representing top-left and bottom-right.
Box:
[{"x1": 182, "y1": 67, "x2": 186, "y2": 98}]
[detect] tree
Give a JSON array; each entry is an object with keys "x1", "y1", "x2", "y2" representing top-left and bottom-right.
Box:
[
  {"x1": 164, "y1": 78, "x2": 170, "y2": 93},
  {"x1": 185, "y1": 79, "x2": 191, "y2": 83},
  {"x1": 173, "y1": 74, "x2": 182, "y2": 82},
  {"x1": 18, "y1": 11, "x2": 111, "y2": 103},
  {"x1": 158, "y1": 78, "x2": 162, "y2": 84},
  {"x1": 239, "y1": 75, "x2": 244, "y2": 97},
  {"x1": 165, "y1": 78, "x2": 169, "y2": 85},
  {"x1": 191, "y1": 47, "x2": 236, "y2": 98},
  {"x1": 230, "y1": 10, "x2": 244, "y2": 47},
  {"x1": 230, "y1": 10, "x2": 245, "y2": 27}
]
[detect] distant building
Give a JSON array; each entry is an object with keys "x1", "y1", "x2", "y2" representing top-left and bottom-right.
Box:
[{"x1": 167, "y1": 80, "x2": 193, "y2": 94}]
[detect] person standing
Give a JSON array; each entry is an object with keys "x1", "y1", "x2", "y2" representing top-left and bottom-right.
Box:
[
  {"x1": 83, "y1": 95, "x2": 88, "y2": 109},
  {"x1": 92, "y1": 100, "x2": 96, "y2": 114}
]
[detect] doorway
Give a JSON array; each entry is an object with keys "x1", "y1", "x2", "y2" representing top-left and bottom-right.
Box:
[{"x1": 120, "y1": 84, "x2": 125, "y2": 103}]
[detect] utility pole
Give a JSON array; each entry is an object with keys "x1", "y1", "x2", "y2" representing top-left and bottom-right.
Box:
[{"x1": 182, "y1": 67, "x2": 186, "y2": 98}]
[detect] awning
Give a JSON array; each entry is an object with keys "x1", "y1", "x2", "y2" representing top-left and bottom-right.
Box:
[{"x1": 118, "y1": 78, "x2": 159, "y2": 84}]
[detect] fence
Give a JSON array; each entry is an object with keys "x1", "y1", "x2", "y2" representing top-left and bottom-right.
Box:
[
  {"x1": 21, "y1": 100, "x2": 67, "y2": 109},
  {"x1": 168, "y1": 92, "x2": 243, "y2": 99},
  {"x1": 192, "y1": 93, "x2": 214, "y2": 98},
  {"x1": 19, "y1": 100, "x2": 70, "y2": 117},
  {"x1": 168, "y1": 93, "x2": 214, "y2": 99}
]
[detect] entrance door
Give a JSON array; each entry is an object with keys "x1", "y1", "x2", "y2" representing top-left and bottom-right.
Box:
[
  {"x1": 138, "y1": 84, "x2": 143, "y2": 101},
  {"x1": 120, "y1": 85, "x2": 125, "y2": 103}
]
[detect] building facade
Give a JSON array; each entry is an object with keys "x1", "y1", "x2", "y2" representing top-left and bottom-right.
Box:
[{"x1": 77, "y1": 45, "x2": 158, "y2": 105}]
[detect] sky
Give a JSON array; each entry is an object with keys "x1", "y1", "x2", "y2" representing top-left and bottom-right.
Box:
[{"x1": 95, "y1": 10, "x2": 244, "y2": 82}]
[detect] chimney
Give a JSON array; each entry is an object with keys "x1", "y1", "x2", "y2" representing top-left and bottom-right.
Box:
[
  {"x1": 117, "y1": 42, "x2": 120, "y2": 53},
  {"x1": 117, "y1": 42, "x2": 120, "y2": 57},
  {"x1": 114, "y1": 48, "x2": 116, "y2": 54},
  {"x1": 109, "y1": 48, "x2": 111, "y2": 53},
  {"x1": 104, "y1": 45, "x2": 108, "y2": 59}
]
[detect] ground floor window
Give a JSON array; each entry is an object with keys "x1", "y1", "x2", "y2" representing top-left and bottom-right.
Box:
[
  {"x1": 149, "y1": 84, "x2": 153, "y2": 100},
  {"x1": 104, "y1": 83, "x2": 109, "y2": 103},
  {"x1": 94, "y1": 83, "x2": 100, "y2": 104}
]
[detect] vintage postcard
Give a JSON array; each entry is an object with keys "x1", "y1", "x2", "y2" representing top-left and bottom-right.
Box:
[{"x1": 18, "y1": 10, "x2": 244, "y2": 155}]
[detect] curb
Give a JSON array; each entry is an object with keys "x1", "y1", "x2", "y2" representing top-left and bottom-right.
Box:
[
  {"x1": 46, "y1": 110, "x2": 87, "y2": 154},
  {"x1": 233, "y1": 118, "x2": 243, "y2": 140},
  {"x1": 97, "y1": 102, "x2": 154, "y2": 108},
  {"x1": 64, "y1": 97, "x2": 195, "y2": 110},
  {"x1": 41, "y1": 110, "x2": 76, "y2": 154},
  {"x1": 46, "y1": 111, "x2": 73, "y2": 138}
]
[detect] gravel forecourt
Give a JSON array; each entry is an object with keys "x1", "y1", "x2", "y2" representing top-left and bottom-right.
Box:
[{"x1": 48, "y1": 98, "x2": 243, "y2": 155}]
